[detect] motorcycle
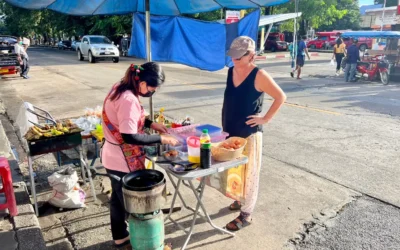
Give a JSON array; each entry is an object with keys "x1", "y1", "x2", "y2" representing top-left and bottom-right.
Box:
[
  {"x1": 341, "y1": 54, "x2": 390, "y2": 85},
  {"x1": 340, "y1": 31, "x2": 400, "y2": 86}
]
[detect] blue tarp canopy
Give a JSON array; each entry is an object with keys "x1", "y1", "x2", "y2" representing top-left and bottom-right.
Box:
[
  {"x1": 4, "y1": 0, "x2": 289, "y2": 16},
  {"x1": 129, "y1": 9, "x2": 261, "y2": 71},
  {"x1": 342, "y1": 31, "x2": 400, "y2": 39}
]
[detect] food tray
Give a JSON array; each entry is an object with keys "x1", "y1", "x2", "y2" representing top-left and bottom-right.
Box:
[
  {"x1": 211, "y1": 137, "x2": 247, "y2": 162},
  {"x1": 28, "y1": 132, "x2": 82, "y2": 156}
]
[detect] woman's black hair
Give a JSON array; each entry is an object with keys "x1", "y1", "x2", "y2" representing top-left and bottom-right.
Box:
[
  {"x1": 336, "y1": 38, "x2": 342, "y2": 46},
  {"x1": 110, "y1": 62, "x2": 165, "y2": 101}
]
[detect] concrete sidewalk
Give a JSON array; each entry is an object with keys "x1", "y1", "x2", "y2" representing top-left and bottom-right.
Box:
[{"x1": 0, "y1": 101, "x2": 47, "y2": 250}]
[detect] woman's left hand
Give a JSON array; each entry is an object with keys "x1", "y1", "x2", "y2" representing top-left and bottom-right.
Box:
[
  {"x1": 246, "y1": 115, "x2": 269, "y2": 127},
  {"x1": 151, "y1": 122, "x2": 169, "y2": 134}
]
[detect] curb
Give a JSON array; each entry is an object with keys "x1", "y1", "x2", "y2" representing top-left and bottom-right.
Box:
[
  {"x1": 256, "y1": 52, "x2": 320, "y2": 60},
  {"x1": 0, "y1": 104, "x2": 47, "y2": 249}
]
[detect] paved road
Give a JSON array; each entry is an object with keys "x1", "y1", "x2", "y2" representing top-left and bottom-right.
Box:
[
  {"x1": 1, "y1": 47, "x2": 399, "y2": 249},
  {"x1": 296, "y1": 196, "x2": 400, "y2": 250}
]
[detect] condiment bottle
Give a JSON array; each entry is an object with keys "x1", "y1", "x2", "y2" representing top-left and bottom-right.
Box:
[{"x1": 200, "y1": 129, "x2": 211, "y2": 169}]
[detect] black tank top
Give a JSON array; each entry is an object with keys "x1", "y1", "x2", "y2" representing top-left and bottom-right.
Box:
[{"x1": 222, "y1": 67, "x2": 264, "y2": 138}]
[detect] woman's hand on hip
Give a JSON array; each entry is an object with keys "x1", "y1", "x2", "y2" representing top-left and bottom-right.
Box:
[
  {"x1": 151, "y1": 122, "x2": 168, "y2": 134},
  {"x1": 246, "y1": 115, "x2": 269, "y2": 127},
  {"x1": 161, "y1": 135, "x2": 179, "y2": 146}
]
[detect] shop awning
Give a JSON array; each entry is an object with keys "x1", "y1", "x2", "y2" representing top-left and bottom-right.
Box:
[
  {"x1": 216, "y1": 12, "x2": 302, "y2": 26},
  {"x1": 3, "y1": 0, "x2": 290, "y2": 16}
]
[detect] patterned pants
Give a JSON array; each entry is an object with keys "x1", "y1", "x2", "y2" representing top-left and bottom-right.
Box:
[{"x1": 241, "y1": 132, "x2": 263, "y2": 215}]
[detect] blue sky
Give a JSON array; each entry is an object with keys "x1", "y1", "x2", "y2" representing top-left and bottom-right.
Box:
[{"x1": 359, "y1": 0, "x2": 375, "y2": 6}]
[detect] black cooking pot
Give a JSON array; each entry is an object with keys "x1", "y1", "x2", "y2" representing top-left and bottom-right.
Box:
[{"x1": 121, "y1": 169, "x2": 165, "y2": 192}]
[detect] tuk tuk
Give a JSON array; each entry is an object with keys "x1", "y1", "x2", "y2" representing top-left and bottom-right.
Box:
[{"x1": 341, "y1": 31, "x2": 400, "y2": 85}]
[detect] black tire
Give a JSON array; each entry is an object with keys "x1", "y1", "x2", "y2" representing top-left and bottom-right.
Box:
[
  {"x1": 359, "y1": 44, "x2": 367, "y2": 52},
  {"x1": 58, "y1": 47, "x2": 61, "y2": 50},
  {"x1": 88, "y1": 51, "x2": 96, "y2": 63},
  {"x1": 77, "y1": 50, "x2": 84, "y2": 61},
  {"x1": 380, "y1": 71, "x2": 389, "y2": 85},
  {"x1": 310, "y1": 45, "x2": 316, "y2": 49},
  {"x1": 270, "y1": 46, "x2": 276, "y2": 52},
  {"x1": 112, "y1": 57, "x2": 119, "y2": 63}
]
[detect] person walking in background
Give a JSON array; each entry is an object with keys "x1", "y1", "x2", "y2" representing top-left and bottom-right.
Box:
[
  {"x1": 332, "y1": 38, "x2": 346, "y2": 76},
  {"x1": 290, "y1": 36, "x2": 310, "y2": 80},
  {"x1": 223, "y1": 36, "x2": 286, "y2": 231},
  {"x1": 14, "y1": 37, "x2": 30, "y2": 79},
  {"x1": 344, "y1": 38, "x2": 360, "y2": 82}
]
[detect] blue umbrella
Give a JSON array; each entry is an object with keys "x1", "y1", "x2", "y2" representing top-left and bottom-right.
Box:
[
  {"x1": 4, "y1": 0, "x2": 290, "y2": 118},
  {"x1": 4, "y1": 0, "x2": 289, "y2": 16}
]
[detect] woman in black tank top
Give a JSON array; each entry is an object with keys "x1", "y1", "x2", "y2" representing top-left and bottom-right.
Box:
[{"x1": 224, "y1": 36, "x2": 287, "y2": 231}]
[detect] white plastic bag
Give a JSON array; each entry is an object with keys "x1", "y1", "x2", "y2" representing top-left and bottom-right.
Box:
[
  {"x1": 48, "y1": 167, "x2": 79, "y2": 193},
  {"x1": 48, "y1": 186, "x2": 86, "y2": 209},
  {"x1": 48, "y1": 167, "x2": 86, "y2": 209},
  {"x1": 330, "y1": 59, "x2": 335, "y2": 66}
]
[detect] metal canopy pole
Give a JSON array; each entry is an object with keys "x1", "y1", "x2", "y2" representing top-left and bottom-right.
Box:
[
  {"x1": 145, "y1": 0, "x2": 154, "y2": 120},
  {"x1": 263, "y1": 23, "x2": 274, "y2": 46},
  {"x1": 380, "y1": 0, "x2": 387, "y2": 31}
]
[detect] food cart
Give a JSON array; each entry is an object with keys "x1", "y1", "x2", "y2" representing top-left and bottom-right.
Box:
[{"x1": 22, "y1": 105, "x2": 97, "y2": 216}]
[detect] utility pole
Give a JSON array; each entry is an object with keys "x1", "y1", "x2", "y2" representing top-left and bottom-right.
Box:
[{"x1": 381, "y1": 0, "x2": 387, "y2": 31}]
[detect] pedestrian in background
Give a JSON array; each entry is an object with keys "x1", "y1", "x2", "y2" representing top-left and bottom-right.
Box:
[
  {"x1": 344, "y1": 38, "x2": 360, "y2": 82},
  {"x1": 14, "y1": 37, "x2": 30, "y2": 79},
  {"x1": 291, "y1": 36, "x2": 310, "y2": 79},
  {"x1": 332, "y1": 38, "x2": 346, "y2": 76}
]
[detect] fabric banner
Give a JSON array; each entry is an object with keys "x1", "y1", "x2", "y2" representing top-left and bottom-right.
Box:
[{"x1": 129, "y1": 9, "x2": 261, "y2": 71}]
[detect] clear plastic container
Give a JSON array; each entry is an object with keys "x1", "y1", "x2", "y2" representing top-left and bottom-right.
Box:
[
  {"x1": 169, "y1": 143, "x2": 183, "y2": 151},
  {"x1": 211, "y1": 131, "x2": 229, "y2": 143},
  {"x1": 186, "y1": 136, "x2": 200, "y2": 163}
]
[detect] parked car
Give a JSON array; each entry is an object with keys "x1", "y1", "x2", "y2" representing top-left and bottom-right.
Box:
[
  {"x1": 264, "y1": 36, "x2": 288, "y2": 52},
  {"x1": 71, "y1": 41, "x2": 81, "y2": 51},
  {"x1": 77, "y1": 35, "x2": 119, "y2": 63},
  {"x1": 0, "y1": 40, "x2": 20, "y2": 77},
  {"x1": 0, "y1": 36, "x2": 17, "y2": 46},
  {"x1": 307, "y1": 32, "x2": 338, "y2": 50},
  {"x1": 58, "y1": 40, "x2": 72, "y2": 50}
]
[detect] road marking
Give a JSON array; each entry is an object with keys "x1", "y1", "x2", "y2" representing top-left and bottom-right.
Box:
[{"x1": 278, "y1": 101, "x2": 342, "y2": 115}]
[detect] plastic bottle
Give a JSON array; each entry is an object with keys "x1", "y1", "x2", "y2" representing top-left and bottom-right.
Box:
[{"x1": 200, "y1": 129, "x2": 211, "y2": 169}]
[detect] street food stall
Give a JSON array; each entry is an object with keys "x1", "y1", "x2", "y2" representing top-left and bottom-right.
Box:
[
  {"x1": 83, "y1": 107, "x2": 249, "y2": 249},
  {"x1": 21, "y1": 104, "x2": 97, "y2": 216}
]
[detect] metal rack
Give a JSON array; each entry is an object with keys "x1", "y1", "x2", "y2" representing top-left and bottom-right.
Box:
[{"x1": 25, "y1": 105, "x2": 97, "y2": 216}]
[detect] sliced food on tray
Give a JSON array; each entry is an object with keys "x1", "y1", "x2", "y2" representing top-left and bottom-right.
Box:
[{"x1": 24, "y1": 120, "x2": 82, "y2": 141}]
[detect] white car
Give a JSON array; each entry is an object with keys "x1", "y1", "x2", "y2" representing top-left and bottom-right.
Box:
[{"x1": 77, "y1": 35, "x2": 119, "y2": 63}]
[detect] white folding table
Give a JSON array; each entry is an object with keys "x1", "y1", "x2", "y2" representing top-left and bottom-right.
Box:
[{"x1": 157, "y1": 157, "x2": 248, "y2": 250}]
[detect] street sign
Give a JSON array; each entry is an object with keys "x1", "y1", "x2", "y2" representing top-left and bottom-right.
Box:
[{"x1": 226, "y1": 10, "x2": 241, "y2": 24}]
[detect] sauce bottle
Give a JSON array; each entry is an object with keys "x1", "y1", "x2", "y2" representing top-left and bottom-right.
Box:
[{"x1": 200, "y1": 129, "x2": 211, "y2": 169}]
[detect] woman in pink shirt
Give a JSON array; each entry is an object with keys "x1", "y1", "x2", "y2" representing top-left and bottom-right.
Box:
[{"x1": 101, "y1": 62, "x2": 178, "y2": 247}]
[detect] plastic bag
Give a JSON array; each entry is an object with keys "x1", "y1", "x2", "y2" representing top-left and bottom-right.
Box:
[
  {"x1": 330, "y1": 59, "x2": 335, "y2": 66},
  {"x1": 48, "y1": 186, "x2": 86, "y2": 209},
  {"x1": 48, "y1": 167, "x2": 79, "y2": 193},
  {"x1": 48, "y1": 167, "x2": 86, "y2": 209}
]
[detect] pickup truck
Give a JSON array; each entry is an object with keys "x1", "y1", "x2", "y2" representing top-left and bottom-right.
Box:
[
  {"x1": 0, "y1": 45, "x2": 20, "y2": 77},
  {"x1": 77, "y1": 35, "x2": 120, "y2": 63}
]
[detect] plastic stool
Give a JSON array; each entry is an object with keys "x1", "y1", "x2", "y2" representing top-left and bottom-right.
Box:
[{"x1": 0, "y1": 157, "x2": 18, "y2": 217}]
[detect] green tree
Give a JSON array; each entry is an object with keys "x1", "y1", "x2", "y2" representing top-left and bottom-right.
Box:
[
  {"x1": 275, "y1": 0, "x2": 349, "y2": 33},
  {"x1": 318, "y1": 0, "x2": 361, "y2": 31}
]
